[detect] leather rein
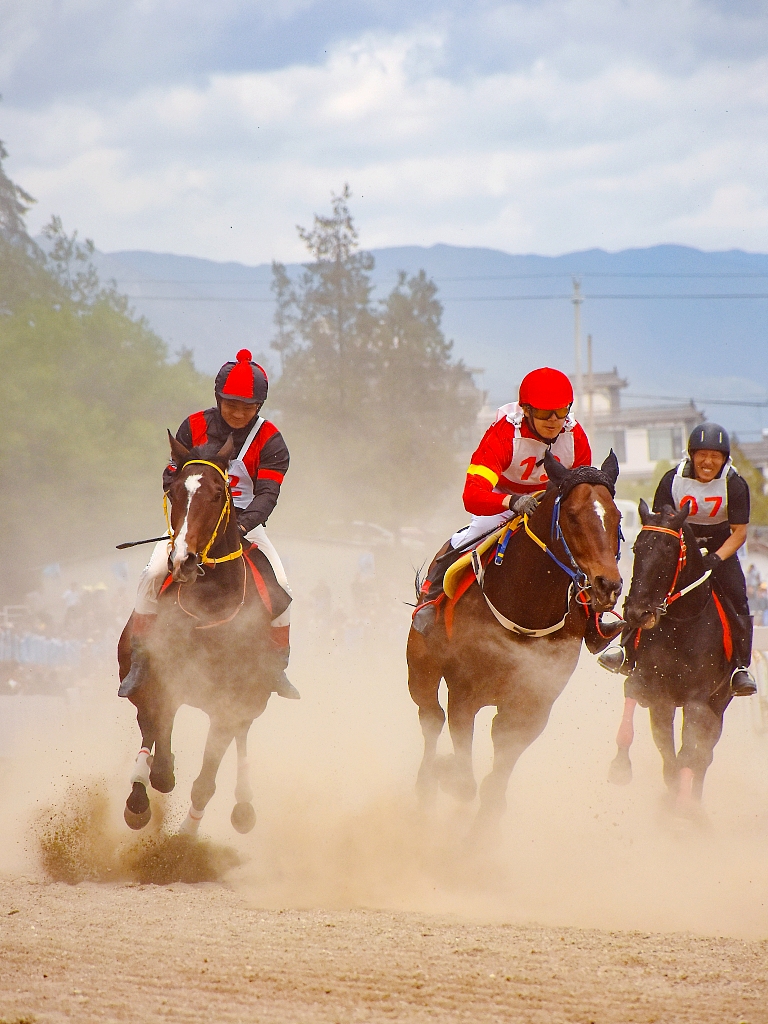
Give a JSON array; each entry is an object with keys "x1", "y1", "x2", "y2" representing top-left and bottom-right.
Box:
[{"x1": 474, "y1": 489, "x2": 614, "y2": 638}]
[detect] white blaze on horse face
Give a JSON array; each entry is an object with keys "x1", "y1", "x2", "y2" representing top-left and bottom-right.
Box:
[
  {"x1": 593, "y1": 498, "x2": 607, "y2": 531},
  {"x1": 173, "y1": 473, "x2": 203, "y2": 564}
]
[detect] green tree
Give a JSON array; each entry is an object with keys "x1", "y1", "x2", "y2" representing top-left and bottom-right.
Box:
[
  {"x1": 271, "y1": 187, "x2": 481, "y2": 525},
  {"x1": 0, "y1": 141, "x2": 208, "y2": 600},
  {"x1": 733, "y1": 442, "x2": 768, "y2": 526}
]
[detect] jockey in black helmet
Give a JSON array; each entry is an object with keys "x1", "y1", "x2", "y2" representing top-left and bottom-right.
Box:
[
  {"x1": 599, "y1": 422, "x2": 756, "y2": 696},
  {"x1": 119, "y1": 349, "x2": 299, "y2": 700}
]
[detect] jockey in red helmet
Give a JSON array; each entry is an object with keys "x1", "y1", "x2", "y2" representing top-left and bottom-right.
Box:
[
  {"x1": 120, "y1": 349, "x2": 299, "y2": 700},
  {"x1": 412, "y1": 366, "x2": 592, "y2": 634}
]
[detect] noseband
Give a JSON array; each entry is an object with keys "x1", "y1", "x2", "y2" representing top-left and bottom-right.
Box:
[{"x1": 164, "y1": 459, "x2": 243, "y2": 567}]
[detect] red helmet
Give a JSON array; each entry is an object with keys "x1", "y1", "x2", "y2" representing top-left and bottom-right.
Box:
[
  {"x1": 518, "y1": 367, "x2": 573, "y2": 410},
  {"x1": 215, "y1": 349, "x2": 268, "y2": 404}
]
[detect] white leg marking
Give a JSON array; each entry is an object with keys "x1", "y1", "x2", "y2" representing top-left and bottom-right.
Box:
[
  {"x1": 130, "y1": 747, "x2": 151, "y2": 787},
  {"x1": 235, "y1": 758, "x2": 253, "y2": 804},
  {"x1": 179, "y1": 804, "x2": 204, "y2": 836}
]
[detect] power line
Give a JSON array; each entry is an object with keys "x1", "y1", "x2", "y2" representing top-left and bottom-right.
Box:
[
  {"x1": 626, "y1": 393, "x2": 768, "y2": 408},
  {"x1": 124, "y1": 292, "x2": 768, "y2": 302}
]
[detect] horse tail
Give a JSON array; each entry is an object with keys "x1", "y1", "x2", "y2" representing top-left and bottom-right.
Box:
[{"x1": 414, "y1": 563, "x2": 427, "y2": 603}]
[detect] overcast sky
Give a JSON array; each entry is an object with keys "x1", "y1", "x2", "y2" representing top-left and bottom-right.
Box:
[{"x1": 1, "y1": 0, "x2": 767, "y2": 263}]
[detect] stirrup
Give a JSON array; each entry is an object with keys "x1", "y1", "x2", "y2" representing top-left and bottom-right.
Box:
[
  {"x1": 597, "y1": 645, "x2": 629, "y2": 675},
  {"x1": 730, "y1": 667, "x2": 757, "y2": 697},
  {"x1": 273, "y1": 671, "x2": 300, "y2": 700},
  {"x1": 412, "y1": 603, "x2": 437, "y2": 636}
]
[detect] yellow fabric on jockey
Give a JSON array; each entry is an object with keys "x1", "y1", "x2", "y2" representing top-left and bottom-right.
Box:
[{"x1": 443, "y1": 519, "x2": 520, "y2": 599}]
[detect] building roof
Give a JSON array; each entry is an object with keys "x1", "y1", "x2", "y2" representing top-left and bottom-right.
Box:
[
  {"x1": 569, "y1": 367, "x2": 627, "y2": 392},
  {"x1": 591, "y1": 402, "x2": 703, "y2": 429}
]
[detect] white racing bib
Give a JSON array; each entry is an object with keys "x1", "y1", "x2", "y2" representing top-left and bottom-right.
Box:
[
  {"x1": 495, "y1": 403, "x2": 577, "y2": 492},
  {"x1": 228, "y1": 417, "x2": 264, "y2": 510},
  {"x1": 670, "y1": 457, "x2": 731, "y2": 525}
]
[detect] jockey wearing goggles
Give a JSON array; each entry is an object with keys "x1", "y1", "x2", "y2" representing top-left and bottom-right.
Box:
[
  {"x1": 599, "y1": 422, "x2": 756, "y2": 696},
  {"x1": 412, "y1": 367, "x2": 592, "y2": 634},
  {"x1": 120, "y1": 349, "x2": 299, "y2": 700}
]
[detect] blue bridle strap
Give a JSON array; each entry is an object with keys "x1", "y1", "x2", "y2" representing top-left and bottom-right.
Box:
[{"x1": 549, "y1": 495, "x2": 590, "y2": 590}]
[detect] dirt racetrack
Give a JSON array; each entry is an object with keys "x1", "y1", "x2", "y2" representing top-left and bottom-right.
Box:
[
  {"x1": 2, "y1": 879, "x2": 768, "y2": 1024},
  {"x1": 2, "y1": 542, "x2": 768, "y2": 1022}
]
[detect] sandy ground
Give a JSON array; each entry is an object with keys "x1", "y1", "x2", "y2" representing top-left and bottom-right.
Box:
[
  {"x1": 2, "y1": 880, "x2": 768, "y2": 1024},
  {"x1": 2, "y1": 539, "x2": 768, "y2": 1021}
]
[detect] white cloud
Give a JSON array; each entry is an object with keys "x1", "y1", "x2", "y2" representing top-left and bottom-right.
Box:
[{"x1": 3, "y1": 7, "x2": 768, "y2": 261}]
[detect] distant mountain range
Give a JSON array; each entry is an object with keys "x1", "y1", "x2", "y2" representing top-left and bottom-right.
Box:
[{"x1": 94, "y1": 243, "x2": 768, "y2": 440}]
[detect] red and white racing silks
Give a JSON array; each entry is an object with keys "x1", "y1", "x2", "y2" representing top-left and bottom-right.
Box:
[
  {"x1": 462, "y1": 403, "x2": 592, "y2": 517},
  {"x1": 670, "y1": 457, "x2": 731, "y2": 525}
]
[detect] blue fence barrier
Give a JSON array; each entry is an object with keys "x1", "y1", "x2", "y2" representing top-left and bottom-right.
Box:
[{"x1": 0, "y1": 629, "x2": 81, "y2": 667}]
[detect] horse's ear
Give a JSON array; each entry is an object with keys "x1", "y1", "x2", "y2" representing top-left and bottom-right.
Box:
[
  {"x1": 671, "y1": 501, "x2": 690, "y2": 530},
  {"x1": 543, "y1": 448, "x2": 569, "y2": 485},
  {"x1": 217, "y1": 434, "x2": 235, "y2": 461},
  {"x1": 168, "y1": 429, "x2": 189, "y2": 465},
  {"x1": 638, "y1": 498, "x2": 652, "y2": 525},
  {"x1": 600, "y1": 449, "x2": 620, "y2": 486}
]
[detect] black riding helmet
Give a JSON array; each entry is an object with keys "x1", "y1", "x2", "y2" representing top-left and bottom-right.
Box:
[{"x1": 688, "y1": 422, "x2": 730, "y2": 457}]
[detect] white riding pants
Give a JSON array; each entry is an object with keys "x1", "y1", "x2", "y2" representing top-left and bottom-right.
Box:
[
  {"x1": 450, "y1": 510, "x2": 516, "y2": 551},
  {"x1": 134, "y1": 524, "x2": 291, "y2": 627}
]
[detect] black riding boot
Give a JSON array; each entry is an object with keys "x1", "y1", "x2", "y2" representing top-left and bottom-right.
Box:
[
  {"x1": 268, "y1": 644, "x2": 300, "y2": 700},
  {"x1": 118, "y1": 637, "x2": 151, "y2": 698},
  {"x1": 412, "y1": 539, "x2": 463, "y2": 635},
  {"x1": 584, "y1": 613, "x2": 626, "y2": 655},
  {"x1": 597, "y1": 626, "x2": 636, "y2": 676},
  {"x1": 730, "y1": 613, "x2": 757, "y2": 696}
]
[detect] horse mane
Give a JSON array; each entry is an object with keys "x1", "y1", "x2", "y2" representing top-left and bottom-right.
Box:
[
  {"x1": 175, "y1": 442, "x2": 230, "y2": 472},
  {"x1": 554, "y1": 465, "x2": 617, "y2": 500}
]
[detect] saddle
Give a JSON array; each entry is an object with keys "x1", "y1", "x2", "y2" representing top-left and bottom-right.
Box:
[{"x1": 443, "y1": 518, "x2": 521, "y2": 599}]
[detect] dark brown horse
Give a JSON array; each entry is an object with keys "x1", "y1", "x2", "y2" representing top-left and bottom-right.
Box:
[
  {"x1": 118, "y1": 434, "x2": 289, "y2": 835},
  {"x1": 407, "y1": 451, "x2": 622, "y2": 827},
  {"x1": 607, "y1": 500, "x2": 734, "y2": 813}
]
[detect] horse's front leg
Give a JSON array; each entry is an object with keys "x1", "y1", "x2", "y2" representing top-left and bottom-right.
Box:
[
  {"x1": 477, "y1": 693, "x2": 553, "y2": 825},
  {"x1": 179, "y1": 721, "x2": 235, "y2": 836},
  {"x1": 230, "y1": 723, "x2": 257, "y2": 834},
  {"x1": 608, "y1": 696, "x2": 637, "y2": 785},
  {"x1": 407, "y1": 631, "x2": 446, "y2": 808},
  {"x1": 124, "y1": 704, "x2": 155, "y2": 830},
  {"x1": 438, "y1": 688, "x2": 477, "y2": 802},
  {"x1": 648, "y1": 698, "x2": 678, "y2": 793},
  {"x1": 149, "y1": 705, "x2": 177, "y2": 794},
  {"x1": 677, "y1": 698, "x2": 724, "y2": 812}
]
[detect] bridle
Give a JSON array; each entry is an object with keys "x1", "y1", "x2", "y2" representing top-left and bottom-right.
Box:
[
  {"x1": 637, "y1": 523, "x2": 711, "y2": 617},
  {"x1": 164, "y1": 459, "x2": 243, "y2": 567}
]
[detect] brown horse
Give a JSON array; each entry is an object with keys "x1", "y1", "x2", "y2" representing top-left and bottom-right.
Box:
[
  {"x1": 118, "y1": 434, "x2": 290, "y2": 835},
  {"x1": 407, "y1": 451, "x2": 622, "y2": 827}
]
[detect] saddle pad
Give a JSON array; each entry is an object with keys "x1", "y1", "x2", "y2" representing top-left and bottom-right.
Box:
[{"x1": 443, "y1": 518, "x2": 520, "y2": 599}]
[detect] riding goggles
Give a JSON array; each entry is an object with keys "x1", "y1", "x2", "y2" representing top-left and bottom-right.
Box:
[{"x1": 528, "y1": 404, "x2": 571, "y2": 420}]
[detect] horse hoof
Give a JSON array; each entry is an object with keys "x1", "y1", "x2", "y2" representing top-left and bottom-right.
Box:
[
  {"x1": 150, "y1": 769, "x2": 176, "y2": 794},
  {"x1": 436, "y1": 756, "x2": 477, "y2": 803},
  {"x1": 231, "y1": 802, "x2": 256, "y2": 834},
  {"x1": 608, "y1": 755, "x2": 633, "y2": 786},
  {"x1": 124, "y1": 784, "x2": 151, "y2": 830}
]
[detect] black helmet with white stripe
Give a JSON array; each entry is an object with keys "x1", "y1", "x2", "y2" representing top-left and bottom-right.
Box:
[{"x1": 687, "y1": 422, "x2": 730, "y2": 456}]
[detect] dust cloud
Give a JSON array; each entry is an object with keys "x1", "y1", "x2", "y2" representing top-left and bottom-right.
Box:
[{"x1": 1, "y1": 536, "x2": 767, "y2": 942}]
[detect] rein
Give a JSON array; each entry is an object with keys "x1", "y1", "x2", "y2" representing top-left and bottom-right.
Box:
[
  {"x1": 164, "y1": 459, "x2": 243, "y2": 567},
  {"x1": 476, "y1": 490, "x2": 597, "y2": 637},
  {"x1": 176, "y1": 556, "x2": 248, "y2": 629}
]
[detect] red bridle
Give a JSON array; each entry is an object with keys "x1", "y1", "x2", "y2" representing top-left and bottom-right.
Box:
[{"x1": 639, "y1": 524, "x2": 687, "y2": 610}]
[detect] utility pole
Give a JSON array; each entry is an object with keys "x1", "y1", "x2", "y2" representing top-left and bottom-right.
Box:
[
  {"x1": 593, "y1": 327, "x2": 598, "y2": 440},
  {"x1": 572, "y1": 278, "x2": 583, "y2": 416}
]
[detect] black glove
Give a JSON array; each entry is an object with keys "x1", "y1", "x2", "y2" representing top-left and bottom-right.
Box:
[
  {"x1": 701, "y1": 551, "x2": 721, "y2": 572},
  {"x1": 511, "y1": 493, "x2": 540, "y2": 516}
]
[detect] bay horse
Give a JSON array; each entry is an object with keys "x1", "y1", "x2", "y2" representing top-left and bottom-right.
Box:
[
  {"x1": 117, "y1": 433, "x2": 290, "y2": 835},
  {"x1": 608, "y1": 500, "x2": 733, "y2": 813},
  {"x1": 407, "y1": 451, "x2": 622, "y2": 827}
]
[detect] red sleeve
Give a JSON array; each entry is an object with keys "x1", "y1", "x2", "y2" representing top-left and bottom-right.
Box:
[
  {"x1": 572, "y1": 423, "x2": 592, "y2": 467},
  {"x1": 461, "y1": 420, "x2": 514, "y2": 517}
]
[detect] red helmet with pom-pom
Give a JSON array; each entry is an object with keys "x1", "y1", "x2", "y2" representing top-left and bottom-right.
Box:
[
  {"x1": 215, "y1": 349, "x2": 268, "y2": 404},
  {"x1": 518, "y1": 367, "x2": 573, "y2": 411}
]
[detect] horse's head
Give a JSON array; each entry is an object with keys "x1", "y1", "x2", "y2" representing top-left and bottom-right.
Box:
[
  {"x1": 166, "y1": 431, "x2": 235, "y2": 584},
  {"x1": 543, "y1": 449, "x2": 623, "y2": 612},
  {"x1": 623, "y1": 499, "x2": 689, "y2": 630}
]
